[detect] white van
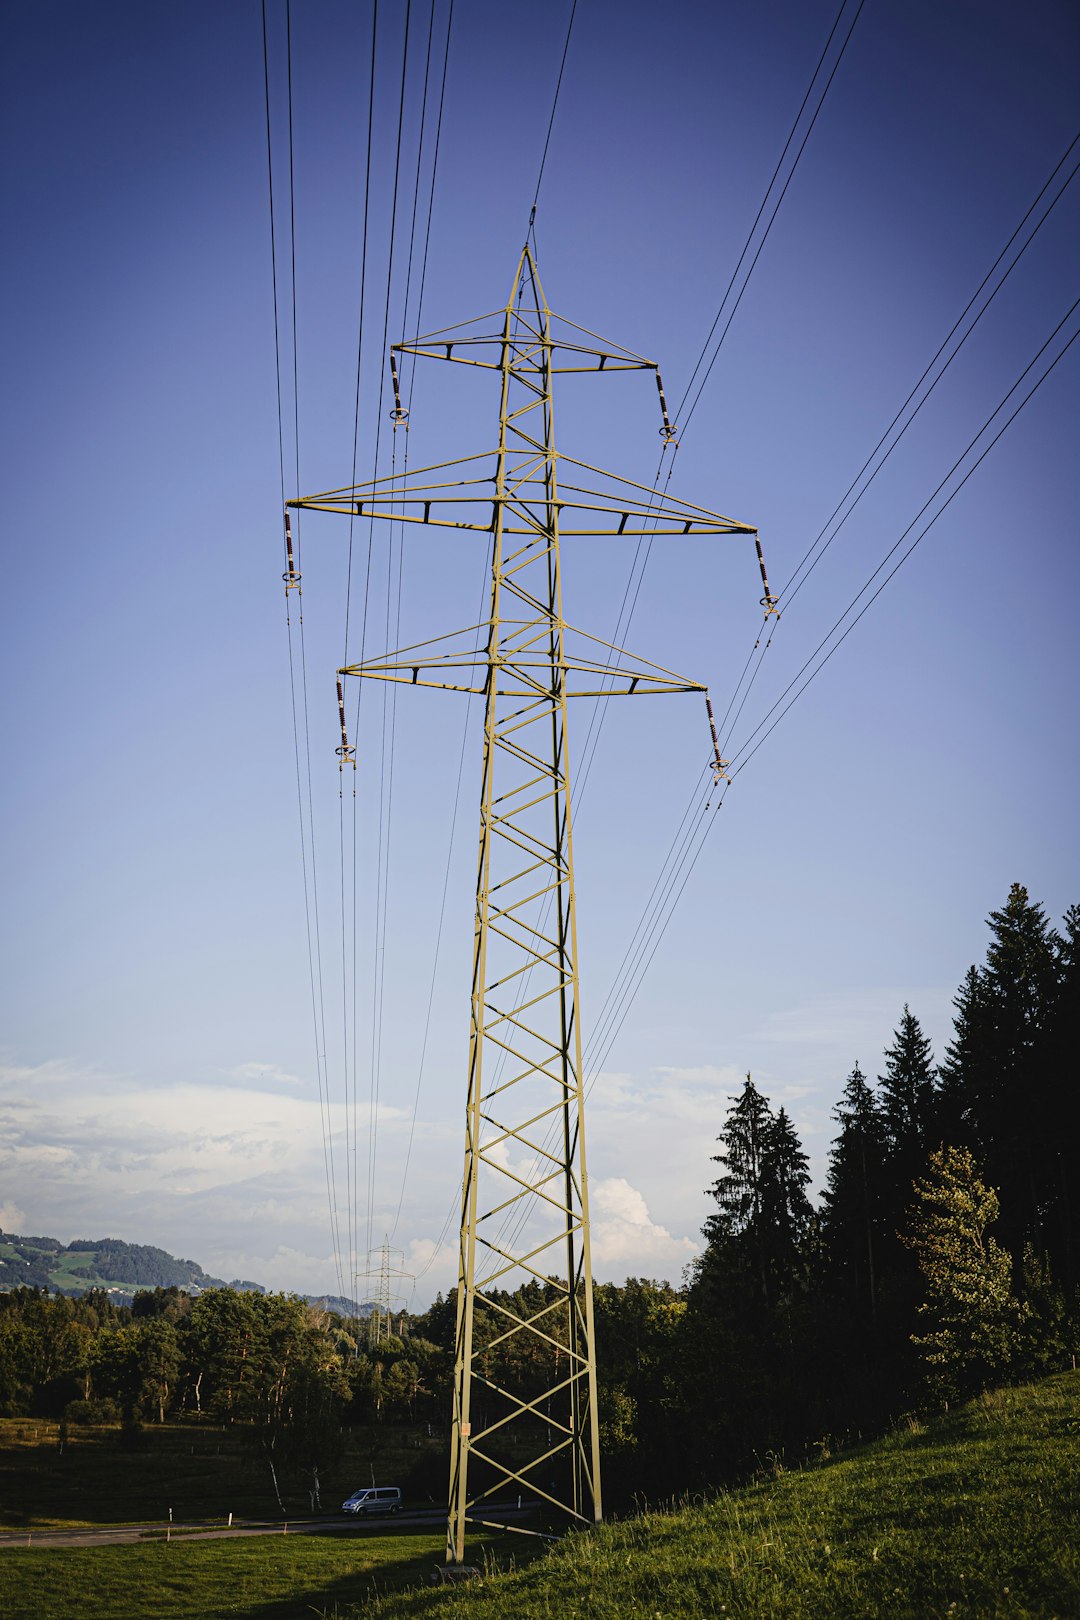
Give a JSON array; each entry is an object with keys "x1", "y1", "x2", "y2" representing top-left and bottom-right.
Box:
[{"x1": 341, "y1": 1485, "x2": 402, "y2": 1517}]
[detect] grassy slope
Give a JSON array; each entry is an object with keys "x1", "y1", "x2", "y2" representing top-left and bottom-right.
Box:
[{"x1": 343, "y1": 1373, "x2": 1079, "y2": 1620}]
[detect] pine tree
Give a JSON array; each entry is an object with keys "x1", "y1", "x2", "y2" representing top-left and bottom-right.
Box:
[{"x1": 822, "y1": 1063, "x2": 885, "y2": 1315}]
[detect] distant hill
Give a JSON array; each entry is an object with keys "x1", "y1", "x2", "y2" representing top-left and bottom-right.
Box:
[{"x1": 0, "y1": 1230, "x2": 366, "y2": 1315}]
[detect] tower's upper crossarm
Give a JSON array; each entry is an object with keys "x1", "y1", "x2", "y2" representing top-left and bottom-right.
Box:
[{"x1": 392, "y1": 307, "x2": 658, "y2": 375}]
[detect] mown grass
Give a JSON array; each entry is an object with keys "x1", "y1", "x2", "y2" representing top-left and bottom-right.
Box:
[
  {"x1": 0, "y1": 1532, "x2": 464, "y2": 1619},
  {"x1": 330, "y1": 1372, "x2": 1080, "y2": 1619}
]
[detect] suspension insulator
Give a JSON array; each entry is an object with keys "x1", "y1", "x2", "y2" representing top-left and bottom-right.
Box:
[
  {"x1": 336, "y1": 677, "x2": 356, "y2": 770},
  {"x1": 389, "y1": 353, "x2": 409, "y2": 430},
  {"x1": 705, "y1": 691, "x2": 730, "y2": 783},
  {"x1": 655, "y1": 370, "x2": 678, "y2": 443},
  {"x1": 282, "y1": 510, "x2": 302, "y2": 592},
  {"x1": 754, "y1": 535, "x2": 778, "y2": 615}
]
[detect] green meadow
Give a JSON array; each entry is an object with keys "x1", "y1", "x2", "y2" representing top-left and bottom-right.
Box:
[{"x1": 0, "y1": 1533, "x2": 451, "y2": 1620}]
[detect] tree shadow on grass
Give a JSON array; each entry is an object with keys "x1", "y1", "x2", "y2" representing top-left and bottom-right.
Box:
[{"x1": 226, "y1": 1536, "x2": 539, "y2": 1620}]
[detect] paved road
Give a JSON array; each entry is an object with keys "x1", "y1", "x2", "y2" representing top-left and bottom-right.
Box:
[{"x1": 0, "y1": 1506, "x2": 535, "y2": 1550}]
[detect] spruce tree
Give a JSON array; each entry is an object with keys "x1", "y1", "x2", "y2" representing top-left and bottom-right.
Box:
[
  {"x1": 761, "y1": 1106, "x2": 815, "y2": 1292},
  {"x1": 876, "y1": 1006, "x2": 937, "y2": 1279},
  {"x1": 688, "y1": 1079, "x2": 818, "y2": 1476},
  {"x1": 879, "y1": 1005, "x2": 936, "y2": 1156},
  {"x1": 705, "y1": 1079, "x2": 813, "y2": 1304},
  {"x1": 822, "y1": 1063, "x2": 885, "y2": 1315},
  {"x1": 936, "y1": 965, "x2": 990, "y2": 1148},
  {"x1": 978, "y1": 884, "x2": 1062, "y2": 1255},
  {"x1": 1044, "y1": 902, "x2": 1080, "y2": 1284},
  {"x1": 705, "y1": 1076, "x2": 773, "y2": 1300}
]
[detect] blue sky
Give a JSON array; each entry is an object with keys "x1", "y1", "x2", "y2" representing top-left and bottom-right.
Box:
[{"x1": 2, "y1": 0, "x2": 1077, "y2": 1304}]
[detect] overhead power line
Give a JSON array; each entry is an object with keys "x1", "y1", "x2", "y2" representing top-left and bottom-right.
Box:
[
  {"x1": 261, "y1": 0, "x2": 347, "y2": 1307},
  {"x1": 676, "y1": 0, "x2": 866, "y2": 434},
  {"x1": 568, "y1": 0, "x2": 866, "y2": 809},
  {"x1": 529, "y1": 0, "x2": 578, "y2": 232},
  {"x1": 729, "y1": 294, "x2": 1080, "y2": 776},
  {"x1": 777, "y1": 127, "x2": 1080, "y2": 608}
]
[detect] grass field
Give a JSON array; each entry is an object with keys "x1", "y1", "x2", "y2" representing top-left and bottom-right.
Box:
[
  {"x1": 0, "y1": 1532, "x2": 473, "y2": 1619},
  {"x1": 1, "y1": 1373, "x2": 1076, "y2": 1619},
  {"x1": 0, "y1": 1418, "x2": 445, "y2": 1530}
]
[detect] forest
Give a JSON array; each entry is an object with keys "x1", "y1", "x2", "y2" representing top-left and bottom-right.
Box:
[{"x1": 1, "y1": 882, "x2": 1076, "y2": 1513}]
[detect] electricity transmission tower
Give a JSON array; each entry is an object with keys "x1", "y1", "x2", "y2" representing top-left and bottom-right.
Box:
[
  {"x1": 359, "y1": 1237, "x2": 411, "y2": 1346},
  {"x1": 289, "y1": 244, "x2": 760, "y2": 1564}
]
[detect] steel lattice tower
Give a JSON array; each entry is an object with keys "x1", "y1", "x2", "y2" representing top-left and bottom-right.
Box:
[{"x1": 289, "y1": 245, "x2": 758, "y2": 1564}]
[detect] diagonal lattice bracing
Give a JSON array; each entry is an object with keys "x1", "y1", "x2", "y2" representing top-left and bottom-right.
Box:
[{"x1": 289, "y1": 242, "x2": 759, "y2": 1564}]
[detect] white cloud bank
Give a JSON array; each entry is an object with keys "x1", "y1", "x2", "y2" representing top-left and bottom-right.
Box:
[
  {"x1": 1, "y1": 984, "x2": 952, "y2": 1302},
  {"x1": 590, "y1": 1176, "x2": 697, "y2": 1272}
]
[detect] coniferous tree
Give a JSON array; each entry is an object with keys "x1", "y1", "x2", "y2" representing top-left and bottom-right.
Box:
[
  {"x1": 1046, "y1": 905, "x2": 1080, "y2": 1283},
  {"x1": 977, "y1": 884, "x2": 1062, "y2": 1255},
  {"x1": 936, "y1": 965, "x2": 990, "y2": 1147},
  {"x1": 760, "y1": 1106, "x2": 815, "y2": 1295},
  {"x1": 876, "y1": 1006, "x2": 937, "y2": 1279},
  {"x1": 704, "y1": 1075, "x2": 774, "y2": 1301},
  {"x1": 822, "y1": 1063, "x2": 885, "y2": 1316},
  {"x1": 936, "y1": 887, "x2": 1077, "y2": 1282},
  {"x1": 704, "y1": 1079, "x2": 814, "y2": 1304},
  {"x1": 687, "y1": 1079, "x2": 819, "y2": 1480},
  {"x1": 879, "y1": 1005, "x2": 936, "y2": 1157}
]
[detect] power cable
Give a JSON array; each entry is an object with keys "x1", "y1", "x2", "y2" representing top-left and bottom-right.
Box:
[
  {"x1": 777, "y1": 128, "x2": 1080, "y2": 608},
  {"x1": 386, "y1": 0, "x2": 471, "y2": 1247},
  {"x1": 674, "y1": 0, "x2": 851, "y2": 422},
  {"x1": 571, "y1": 0, "x2": 867, "y2": 812},
  {"x1": 261, "y1": 0, "x2": 347, "y2": 1304},
  {"x1": 677, "y1": 0, "x2": 866, "y2": 434},
  {"x1": 729, "y1": 295, "x2": 1080, "y2": 775},
  {"x1": 528, "y1": 0, "x2": 578, "y2": 232},
  {"x1": 359, "y1": 0, "x2": 420, "y2": 1283}
]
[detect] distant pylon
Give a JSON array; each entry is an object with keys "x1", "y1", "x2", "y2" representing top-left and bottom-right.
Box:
[
  {"x1": 359, "y1": 1237, "x2": 411, "y2": 1347},
  {"x1": 289, "y1": 243, "x2": 759, "y2": 1564}
]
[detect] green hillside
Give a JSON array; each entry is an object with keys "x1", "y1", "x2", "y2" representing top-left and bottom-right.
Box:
[
  {"x1": 350, "y1": 1372, "x2": 1078, "y2": 1620},
  {"x1": 0, "y1": 1232, "x2": 232, "y2": 1297},
  {"x1": 0, "y1": 1231, "x2": 363, "y2": 1315}
]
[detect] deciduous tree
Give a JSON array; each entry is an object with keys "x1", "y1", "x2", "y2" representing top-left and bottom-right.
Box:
[{"x1": 904, "y1": 1145, "x2": 1021, "y2": 1401}]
